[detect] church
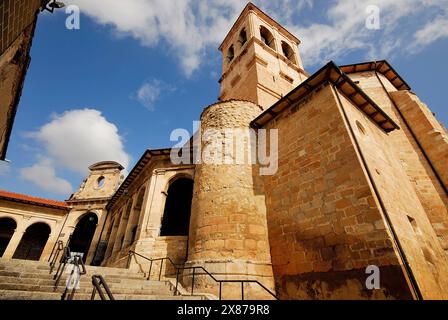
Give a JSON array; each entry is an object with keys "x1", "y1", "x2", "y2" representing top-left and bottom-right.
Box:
[{"x1": 1, "y1": 3, "x2": 448, "y2": 300}]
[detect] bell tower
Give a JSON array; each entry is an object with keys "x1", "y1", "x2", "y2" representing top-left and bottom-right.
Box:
[{"x1": 219, "y1": 2, "x2": 308, "y2": 109}]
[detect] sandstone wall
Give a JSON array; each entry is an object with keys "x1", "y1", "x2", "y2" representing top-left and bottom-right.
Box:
[
  {"x1": 186, "y1": 100, "x2": 275, "y2": 299},
  {"x1": 0, "y1": 0, "x2": 42, "y2": 159},
  {"x1": 261, "y1": 84, "x2": 414, "y2": 300},
  {"x1": 347, "y1": 72, "x2": 448, "y2": 256},
  {"x1": 337, "y1": 86, "x2": 448, "y2": 300}
]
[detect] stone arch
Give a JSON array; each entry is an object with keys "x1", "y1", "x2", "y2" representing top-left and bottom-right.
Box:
[
  {"x1": 260, "y1": 25, "x2": 275, "y2": 50},
  {"x1": 164, "y1": 172, "x2": 194, "y2": 194},
  {"x1": 0, "y1": 217, "x2": 16, "y2": 257},
  {"x1": 160, "y1": 177, "x2": 194, "y2": 236},
  {"x1": 69, "y1": 212, "x2": 98, "y2": 262},
  {"x1": 238, "y1": 28, "x2": 248, "y2": 47},
  {"x1": 13, "y1": 222, "x2": 51, "y2": 261},
  {"x1": 227, "y1": 44, "x2": 235, "y2": 63},
  {"x1": 281, "y1": 41, "x2": 296, "y2": 64},
  {"x1": 124, "y1": 187, "x2": 146, "y2": 247}
]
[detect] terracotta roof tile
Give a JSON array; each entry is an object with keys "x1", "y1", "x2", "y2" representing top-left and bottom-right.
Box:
[{"x1": 0, "y1": 190, "x2": 69, "y2": 209}]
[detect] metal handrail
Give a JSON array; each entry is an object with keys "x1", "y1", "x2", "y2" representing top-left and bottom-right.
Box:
[
  {"x1": 127, "y1": 251, "x2": 278, "y2": 300},
  {"x1": 49, "y1": 240, "x2": 64, "y2": 274},
  {"x1": 62, "y1": 254, "x2": 87, "y2": 300},
  {"x1": 53, "y1": 246, "x2": 72, "y2": 289},
  {"x1": 91, "y1": 275, "x2": 115, "y2": 300},
  {"x1": 127, "y1": 251, "x2": 181, "y2": 281}
]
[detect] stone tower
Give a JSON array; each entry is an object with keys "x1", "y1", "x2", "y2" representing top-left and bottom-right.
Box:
[
  {"x1": 186, "y1": 101, "x2": 275, "y2": 299},
  {"x1": 218, "y1": 2, "x2": 308, "y2": 109}
]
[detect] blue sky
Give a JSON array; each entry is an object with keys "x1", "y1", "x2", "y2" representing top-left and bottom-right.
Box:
[{"x1": 0, "y1": 0, "x2": 447, "y2": 200}]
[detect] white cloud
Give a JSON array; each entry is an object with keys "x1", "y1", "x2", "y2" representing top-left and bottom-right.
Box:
[
  {"x1": 20, "y1": 158, "x2": 73, "y2": 195},
  {"x1": 133, "y1": 79, "x2": 174, "y2": 111},
  {"x1": 22, "y1": 109, "x2": 131, "y2": 193},
  {"x1": 413, "y1": 14, "x2": 448, "y2": 48},
  {"x1": 290, "y1": 0, "x2": 448, "y2": 66},
  {"x1": 67, "y1": 0, "x2": 448, "y2": 73}
]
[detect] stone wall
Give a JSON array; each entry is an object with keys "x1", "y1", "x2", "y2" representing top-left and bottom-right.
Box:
[
  {"x1": 0, "y1": 0, "x2": 42, "y2": 56},
  {"x1": 347, "y1": 72, "x2": 448, "y2": 256},
  {"x1": 0, "y1": 0, "x2": 43, "y2": 159},
  {"x1": 186, "y1": 100, "x2": 275, "y2": 299},
  {"x1": 261, "y1": 84, "x2": 415, "y2": 300},
  {"x1": 338, "y1": 86, "x2": 448, "y2": 300},
  {"x1": 0, "y1": 199, "x2": 67, "y2": 261},
  {"x1": 102, "y1": 155, "x2": 195, "y2": 271}
]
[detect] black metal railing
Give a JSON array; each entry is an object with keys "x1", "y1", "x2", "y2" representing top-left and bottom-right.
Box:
[
  {"x1": 62, "y1": 254, "x2": 87, "y2": 300},
  {"x1": 127, "y1": 251, "x2": 278, "y2": 300},
  {"x1": 91, "y1": 275, "x2": 115, "y2": 300},
  {"x1": 52, "y1": 246, "x2": 72, "y2": 289},
  {"x1": 48, "y1": 233, "x2": 72, "y2": 264},
  {"x1": 49, "y1": 240, "x2": 64, "y2": 274}
]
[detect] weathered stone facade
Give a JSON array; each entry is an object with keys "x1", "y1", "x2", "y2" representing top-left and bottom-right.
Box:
[
  {"x1": 0, "y1": 0, "x2": 49, "y2": 160},
  {"x1": 1, "y1": 2, "x2": 447, "y2": 300}
]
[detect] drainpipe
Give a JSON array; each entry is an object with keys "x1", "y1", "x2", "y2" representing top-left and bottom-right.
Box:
[
  {"x1": 373, "y1": 62, "x2": 447, "y2": 196},
  {"x1": 331, "y1": 85, "x2": 423, "y2": 300}
]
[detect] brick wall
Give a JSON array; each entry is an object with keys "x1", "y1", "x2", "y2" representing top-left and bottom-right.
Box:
[
  {"x1": 261, "y1": 83, "x2": 414, "y2": 299},
  {"x1": 0, "y1": 0, "x2": 42, "y2": 56},
  {"x1": 0, "y1": 0, "x2": 43, "y2": 159}
]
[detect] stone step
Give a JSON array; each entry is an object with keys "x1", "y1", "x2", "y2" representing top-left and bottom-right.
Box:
[
  {"x1": 0, "y1": 259, "x2": 139, "y2": 276},
  {"x1": 0, "y1": 263, "x2": 141, "y2": 277},
  {"x1": 0, "y1": 275, "x2": 172, "y2": 289},
  {"x1": 0, "y1": 269, "x2": 147, "y2": 281},
  {"x1": 0, "y1": 258, "x2": 211, "y2": 300},
  {"x1": 0, "y1": 277, "x2": 175, "y2": 291},
  {"x1": 0, "y1": 283, "x2": 176, "y2": 296},
  {"x1": 0, "y1": 290, "x2": 206, "y2": 300}
]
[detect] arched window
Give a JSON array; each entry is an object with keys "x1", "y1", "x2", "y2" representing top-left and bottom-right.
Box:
[
  {"x1": 281, "y1": 41, "x2": 296, "y2": 64},
  {"x1": 260, "y1": 26, "x2": 275, "y2": 50},
  {"x1": 227, "y1": 45, "x2": 235, "y2": 63},
  {"x1": 239, "y1": 28, "x2": 247, "y2": 47},
  {"x1": 160, "y1": 178, "x2": 194, "y2": 236},
  {"x1": 13, "y1": 223, "x2": 51, "y2": 261},
  {"x1": 0, "y1": 217, "x2": 16, "y2": 257}
]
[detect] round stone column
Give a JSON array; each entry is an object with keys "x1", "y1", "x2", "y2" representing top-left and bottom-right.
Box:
[{"x1": 185, "y1": 100, "x2": 275, "y2": 299}]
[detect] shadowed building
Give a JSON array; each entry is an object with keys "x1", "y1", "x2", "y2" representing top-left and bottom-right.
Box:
[
  {"x1": 1, "y1": 3, "x2": 447, "y2": 300},
  {"x1": 0, "y1": 0, "x2": 57, "y2": 160}
]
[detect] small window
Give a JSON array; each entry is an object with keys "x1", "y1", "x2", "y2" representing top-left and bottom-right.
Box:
[
  {"x1": 260, "y1": 26, "x2": 275, "y2": 50},
  {"x1": 97, "y1": 176, "x2": 106, "y2": 189},
  {"x1": 281, "y1": 41, "x2": 296, "y2": 64},
  {"x1": 239, "y1": 28, "x2": 247, "y2": 47},
  {"x1": 227, "y1": 45, "x2": 235, "y2": 63}
]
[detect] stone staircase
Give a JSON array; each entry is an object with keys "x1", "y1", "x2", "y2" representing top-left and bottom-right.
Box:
[{"x1": 0, "y1": 258, "x2": 212, "y2": 300}]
